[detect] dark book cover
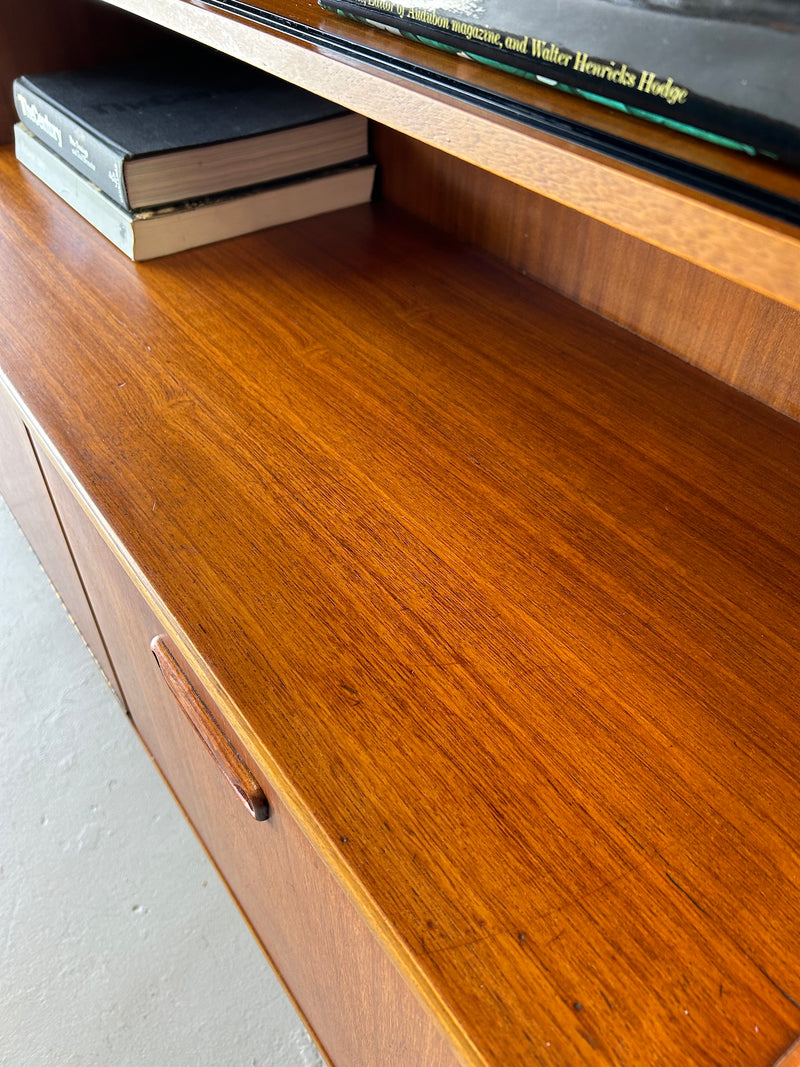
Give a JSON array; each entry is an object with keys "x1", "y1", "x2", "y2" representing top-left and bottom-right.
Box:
[
  {"x1": 320, "y1": 0, "x2": 800, "y2": 166},
  {"x1": 13, "y1": 39, "x2": 356, "y2": 207}
]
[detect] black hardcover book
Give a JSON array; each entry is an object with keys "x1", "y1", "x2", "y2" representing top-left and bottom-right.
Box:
[
  {"x1": 319, "y1": 0, "x2": 800, "y2": 166},
  {"x1": 13, "y1": 39, "x2": 369, "y2": 209}
]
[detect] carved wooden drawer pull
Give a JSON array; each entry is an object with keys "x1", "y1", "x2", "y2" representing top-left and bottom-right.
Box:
[{"x1": 151, "y1": 635, "x2": 269, "y2": 821}]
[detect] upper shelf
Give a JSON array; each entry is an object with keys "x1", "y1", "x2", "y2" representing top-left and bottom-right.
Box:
[{"x1": 101, "y1": 0, "x2": 800, "y2": 308}]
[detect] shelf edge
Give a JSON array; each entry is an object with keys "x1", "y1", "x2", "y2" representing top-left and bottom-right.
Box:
[{"x1": 97, "y1": 0, "x2": 800, "y2": 309}]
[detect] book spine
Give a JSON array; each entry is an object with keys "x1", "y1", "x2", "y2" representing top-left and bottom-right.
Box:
[
  {"x1": 14, "y1": 124, "x2": 135, "y2": 259},
  {"x1": 319, "y1": 0, "x2": 800, "y2": 166},
  {"x1": 13, "y1": 80, "x2": 130, "y2": 207}
]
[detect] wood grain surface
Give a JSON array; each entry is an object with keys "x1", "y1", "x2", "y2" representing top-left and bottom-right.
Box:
[
  {"x1": 375, "y1": 127, "x2": 800, "y2": 421},
  {"x1": 36, "y1": 444, "x2": 461, "y2": 1066},
  {"x1": 2, "y1": 147, "x2": 800, "y2": 1066}
]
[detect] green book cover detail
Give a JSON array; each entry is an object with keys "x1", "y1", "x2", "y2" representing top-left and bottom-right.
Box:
[{"x1": 319, "y1": 0, "x2": 800, "y2": 166}]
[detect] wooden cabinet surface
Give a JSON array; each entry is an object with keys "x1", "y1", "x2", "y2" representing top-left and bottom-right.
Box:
[
  {"x1": 35, "y1": 442, "x2": 460, "y2": 1067},
  {"x1": 1, "y1": 2, "x2": 799, "y2": 1065}
]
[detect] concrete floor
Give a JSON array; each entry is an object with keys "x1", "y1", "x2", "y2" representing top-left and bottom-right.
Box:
[{"x1": 0, "y1": 499, "x2": 323, "y2": 1066}]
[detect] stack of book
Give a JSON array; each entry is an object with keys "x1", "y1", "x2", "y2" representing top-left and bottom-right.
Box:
[{"x1": 13, "y1": 39, "x2": 375, "y2": 260}]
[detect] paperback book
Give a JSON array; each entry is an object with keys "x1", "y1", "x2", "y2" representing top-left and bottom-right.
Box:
[
  {"x1": 15, "y1": 123, "x2": 376, "y2": 261},
  {"x1": 319, "y1": 0, "x2": 800, "y2": 165},
  {"x1": 13, "y1": 38, "x2": 369, "y2": 210}
]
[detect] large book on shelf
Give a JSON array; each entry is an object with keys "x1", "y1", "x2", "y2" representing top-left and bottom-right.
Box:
[
  {"x1": 320, "y1": 0, "x2": 800, "y2": 165},
  {"x1": 13, "y1": 37, "x2": 369, "y2": 210},
  {"x1": 14, "y1": 123, "x2": 376, "y2": 260}
]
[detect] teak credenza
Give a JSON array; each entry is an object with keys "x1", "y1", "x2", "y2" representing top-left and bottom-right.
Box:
[{"x1": 1, "y1": 3, "x2": 799, "y2": 1065}]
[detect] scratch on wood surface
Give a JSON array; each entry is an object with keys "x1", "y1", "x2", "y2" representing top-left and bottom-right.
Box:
[
  {"x1": 420, "y1": 930, "x2": 495, "y2": 958},
  {"x1": 753, "y1": 964, "x2": 800, "y2": 1012},
  {"x1": 664, "y1": 871, "x2": 712, "y2": 918}
]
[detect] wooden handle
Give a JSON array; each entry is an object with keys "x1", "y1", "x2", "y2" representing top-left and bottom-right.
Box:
[{"x1": 151, "y1": 636, "x2": 269, "y2": 821}]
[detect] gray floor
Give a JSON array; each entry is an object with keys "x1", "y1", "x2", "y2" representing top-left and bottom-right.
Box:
[{"x1": 0, "y1": 499, "x2": 323, "y2": 1067}]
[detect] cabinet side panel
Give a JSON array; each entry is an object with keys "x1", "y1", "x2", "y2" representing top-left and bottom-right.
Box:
[
  {"x1": 0, "y1": 385, "x2": 122, "y2": 698},
  {"x1": 37, "y1": 446, "x2": 465, "y2": 1067},
  {"x1": 374, "y1": 127, "x2": 800, "y2": 421}
]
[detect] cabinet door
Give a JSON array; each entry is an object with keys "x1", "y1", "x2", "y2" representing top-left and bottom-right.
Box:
[
  {"x1": 0, "y1": 386, "x2": 121, "y2": 699},
  {"x1": 37, "y1": 446, "x2": 461, "y2": 1067}
]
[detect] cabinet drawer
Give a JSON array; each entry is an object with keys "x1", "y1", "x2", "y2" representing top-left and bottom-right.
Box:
[{"x1": 37, "y1": 445, "x2": 460, "y2": 1067}]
